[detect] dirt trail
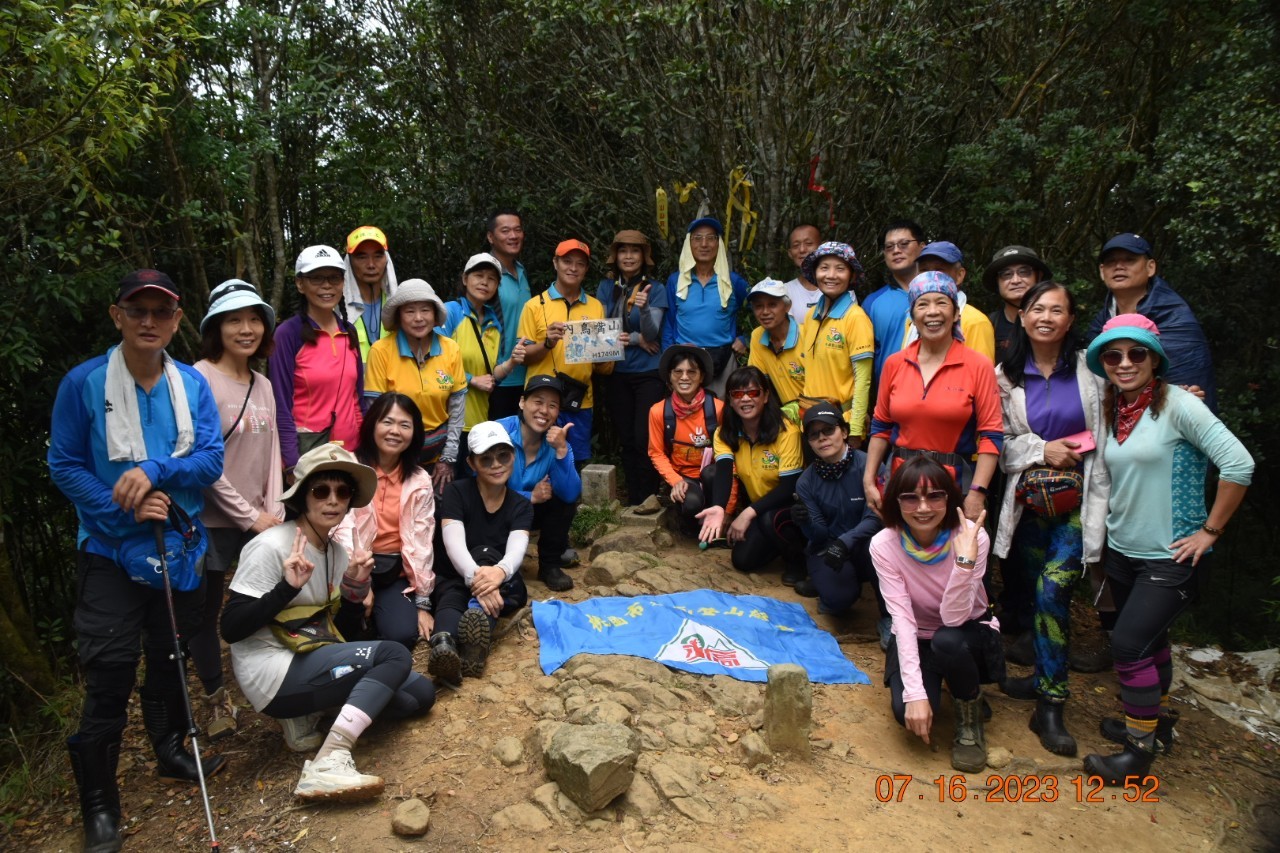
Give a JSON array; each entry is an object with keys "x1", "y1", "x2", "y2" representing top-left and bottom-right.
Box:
[{"x1": 23, "y1": 538, "x2": 1280, "y2": 852}]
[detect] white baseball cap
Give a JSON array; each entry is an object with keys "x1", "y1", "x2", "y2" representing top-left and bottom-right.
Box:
[
  {"x1": 748, "y1": 278, "x2": 789, "y2": 301},
  {"x1": 468, "y1": 421, "x2": 515, "y2": 455},
  {"x1": 295, "y1": 245, "x2": 345, "y2": 275}
]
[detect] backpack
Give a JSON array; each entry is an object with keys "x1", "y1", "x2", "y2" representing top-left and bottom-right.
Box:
[{"x1": 663, "y1": 393, "x2": 718, "y2": 457}]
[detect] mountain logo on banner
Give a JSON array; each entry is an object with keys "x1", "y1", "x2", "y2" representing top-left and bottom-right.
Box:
[{"x1": 655, "y1": 618, "x2": 769, "y2": 670}]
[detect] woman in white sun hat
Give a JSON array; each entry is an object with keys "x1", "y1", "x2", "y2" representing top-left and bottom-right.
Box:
[{"x1": 221, "y1": 443, "x2": 435, "y2": 802}]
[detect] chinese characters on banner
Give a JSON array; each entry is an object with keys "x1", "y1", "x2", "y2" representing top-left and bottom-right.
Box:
[{"x1": 562, "y1": 318, "x2": 624, "y2": 364}]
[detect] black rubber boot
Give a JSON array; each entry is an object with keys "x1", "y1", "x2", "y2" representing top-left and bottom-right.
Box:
[
  {"x1": 1000, "y1": 675, "x2": 1037, "y2": 701},
  {"x1": 68, "y1": 735, "x2": 123, "y2": 853},
  {"x1": 140, "y1": 692, "x2": 226, "y2": 783},
  {"x1": 1100, "y1": 710, "x2": 1178, "y2": 755},
  {"x1": 538, "y1": 564, "x2": 574, "y2": 591},
  {"x1": 1029, "y1": 697, "x2": 1077, "y2": 756},
  {"x1": 428, "y1": 632, "x2": 462, "y2": 685},
  {"x1": 1083, "y1": 734, "x2": 1156, "y2": 786},
  {"x1": 1005, "y1": 631, "x2": 1035, "y2": 666}
]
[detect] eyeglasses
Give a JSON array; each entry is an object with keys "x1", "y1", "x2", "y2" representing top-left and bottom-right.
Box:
[
  {"x1": 117, "y1": 304, "x2": 178, "y2": 322},
  {"x1": 302, "y1": 273, "x2": 345, "y2": 286},
  {"x1": 309, "y1": 483, "x2": 352, "y2": 501},
  {"x1": 883, "y1": 239, "x2": 919, "y2": 252},
  {"x1": 805, "y1": 424, "x2": 839, "y2": 441},
  {"x1": 729, "y1": 388, "x2": 762, "y2": 400},
  {"x1": 475, "y1": 449, "x2": 514, "y2": 468},
  {"x1": 997, "y1": 266, "x2": 1036, "y2": 282},
  {"x1": 897, "y1": 490, "x2": 949, "y2": 509},
  {"x1": 1100, "y1": 347, "x2": 1151, "y2": 367},
  {"x1": 671, "y1": 368, "x2": 702, "y2": 378},
  {"x1": 690, "y1": 234, "x2": 719, "y2": 245}
]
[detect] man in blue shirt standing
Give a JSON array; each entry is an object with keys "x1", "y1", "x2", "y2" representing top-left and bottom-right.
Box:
[
  {"x1": 496, "y1": 375, "x2": 582, "y2": 592},
  {"x1": 48, "y1": 269, "x2": 226, "y2": 852},
  {"x1": 862, "y1": 219, "x2": 926, "y2": 381},
  {"x1": 662, "y1": 217, "x2": 750, "y2": 382},
  {"x1": 486, "y1": 207, "x2": 533, "y2": 418}
]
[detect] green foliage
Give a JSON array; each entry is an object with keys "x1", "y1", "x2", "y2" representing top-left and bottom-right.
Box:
[{"x1": 571, "y1": 502, "x2": 621, "y2": 546}]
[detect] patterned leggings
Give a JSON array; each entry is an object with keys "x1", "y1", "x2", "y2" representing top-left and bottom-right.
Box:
[{"x1": 1012, "y1": 509, "x2": 1084, "y2": 699}]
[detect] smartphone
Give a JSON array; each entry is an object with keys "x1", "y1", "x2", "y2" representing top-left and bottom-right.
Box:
[{"x1": 1060, "y1": 429, "x2": 1096, "y2": 453}]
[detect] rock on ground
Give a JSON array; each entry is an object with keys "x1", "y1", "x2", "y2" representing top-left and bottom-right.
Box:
[
  {"x1": 391, "y1": 798, "x2": 430, "y2": 836},
  {"x1": 492, "y1": 736, "x2": 524, "y2": 767},
  {"x1": 492, "y1": 802, "x2": 552, "y2": 833},
  {"x1": 764, "y1": 663, "x2": 812, "y2": 758},
  {"x1": 543, "y1": 722, "x2": 641, "y2": 813}
]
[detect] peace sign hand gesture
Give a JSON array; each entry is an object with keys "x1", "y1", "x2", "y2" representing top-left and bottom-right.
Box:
[{"x1": 283, "y1": 527, "x2": 316, "y2": 589}]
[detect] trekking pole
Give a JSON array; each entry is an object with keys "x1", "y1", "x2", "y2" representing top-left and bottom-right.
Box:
[{"x1": 153, "y1": 520, "x2": 220, "y2": 852}]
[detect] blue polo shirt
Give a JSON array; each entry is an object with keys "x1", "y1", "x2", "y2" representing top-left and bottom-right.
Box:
[
  {"x1": 662, "y1": 270, "x2": 750, "y2": 350},
  {"x1": 496, "y1": 260, "x2": 531, "y2": 388},
  {"x1": 864, "y1": 283, "x2": 911, "y2": 380}
]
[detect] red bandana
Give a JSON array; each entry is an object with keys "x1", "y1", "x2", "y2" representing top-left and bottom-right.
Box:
[{"x1": 1115, "y1": 381, "x2": 1157, "y2": 444}]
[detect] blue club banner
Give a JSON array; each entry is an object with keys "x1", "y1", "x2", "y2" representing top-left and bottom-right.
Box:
[{"x1": 533, "y1": 589, "x2": 870, "y2": 684}]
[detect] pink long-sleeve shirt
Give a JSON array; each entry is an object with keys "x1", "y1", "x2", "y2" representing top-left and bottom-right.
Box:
[{"x1": 870, "y1": 526, "x2": 996, "y2": 704}]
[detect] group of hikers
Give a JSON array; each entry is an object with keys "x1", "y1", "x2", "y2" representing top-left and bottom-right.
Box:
[{"x1": 49, "y1": 212, "x2": 1252, "y2": 851}]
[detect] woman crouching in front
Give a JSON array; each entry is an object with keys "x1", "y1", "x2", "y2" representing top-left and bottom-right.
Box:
[
  {"x1": 221, "y1": 444, "x2": 435, "y2": 801},
  {"x1": 872, "y1": 456, "x2": 1005, "y2": 772}
]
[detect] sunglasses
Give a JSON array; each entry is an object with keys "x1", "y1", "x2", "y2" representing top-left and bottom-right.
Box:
[
  {"x1": 729, "y1": 388, "x2": 762, "y2": 400},
  {"x1": 1100, "y1": 347, "x2": 1152, "y2": 367},
  {"x1": 897, "y1": 490, "x2": 949, "y2": 509},
  {"x1": 805, "y1": 423, "x2": 839, "y2": 441},
  {"x1": 475, "y1": 449, "x2": 514, "y2": 469},
  {"x1": 309, "y1": 483, "x2": 353, "y2": 501}
]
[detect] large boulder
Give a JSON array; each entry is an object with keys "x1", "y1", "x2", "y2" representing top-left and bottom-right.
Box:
[{"x1": 543, "y1": 723, "x2": 641, "y2": 812}]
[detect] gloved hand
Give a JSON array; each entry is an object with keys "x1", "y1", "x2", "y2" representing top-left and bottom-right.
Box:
[
  {"x1": 822, "y1": 539, "x2": 849, "y2": 572},
  {"x1": 790, "y1": 500, "x2": 810, "y2": 527}
]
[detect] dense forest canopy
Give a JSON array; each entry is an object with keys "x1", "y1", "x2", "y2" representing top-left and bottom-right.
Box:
[{"x1": 2, "y1": 0, "x2": 1277, "y2": 731}]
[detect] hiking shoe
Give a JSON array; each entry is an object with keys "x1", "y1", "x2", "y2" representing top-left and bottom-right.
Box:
[
  {"x1": 458, "y1": 607, "x2": 492, "y2": 678},
  {"x1": 793, "y1": 577, "x2": 819, "y2": 598},
  {"x1": 280, "y1": 712, "x2": 325, "y2": 753},
  {"x1": 294, "y1": 749, "x2": 384, "y2": 802},
  {"x1": 539, "y1": 565, "x2": 574, "y2": 592},
  {"x1": 204, "y1": 686, "x2": 238, "y2": 742},
  {"x1": 1069, "y1": 645, "x2": 1113, "y2": 673},
  {"x1": 781, "y1": 565, "x2": 805, "y2": 587},
  {"x1": 559, "y1": 548, "x2": 581, "y2": 568},
  {"x1": 1100, "y1": 711, "x2": 1178, "y2": 756},
  {"x1": 951, "y1": 696, "x2": 987, "y2": 773},
  {"x1": 428, "y1": 632, "x2": 462, "y2": 686}
]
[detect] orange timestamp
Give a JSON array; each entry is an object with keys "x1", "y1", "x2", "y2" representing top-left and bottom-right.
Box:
[{"x1": 874, "y1": 773, "x2": 1162, "y2": 804}]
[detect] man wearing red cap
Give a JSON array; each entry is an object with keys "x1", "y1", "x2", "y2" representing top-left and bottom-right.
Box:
[
  {"x1": 515, "y1": 239, "x2": 613, "y2": 465},
  {"x1": 48, "y1": 270, "x2": 226, "y2": 850},
  {"x1": 344, "y1": 226, "x2": 399, "y2": 360}
]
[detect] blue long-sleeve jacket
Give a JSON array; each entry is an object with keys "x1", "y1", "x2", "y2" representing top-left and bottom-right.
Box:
[
  {"x1": 496, "y1": 415, "x2": 582, "y2": 502},
  {"x1": 794, "y1": 449, "x2": 882, "y2": 555},
  {"x1": 48, "y1": 348, "x2": 224, "y2": 558},
  {"x1": 1087, "y1": 275, "x2": 1217, "y2": 413}
]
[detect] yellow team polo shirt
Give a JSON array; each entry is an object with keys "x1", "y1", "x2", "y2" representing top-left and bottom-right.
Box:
[
  {"x1": 748, "y1": 318, "x2": 805, "y2": 404},
  {"x1": 713, "y1": 419, "x2": 803, "y2": 504},
  {"x1": 365, "y1": 331, "x2": 467, "y2": 429},
  {"x1": 960, "y1": 303, "x2": 995, "y2": 364},
  {"x1": 799, "y1": 290, "x2": 873, "y2": 407},
  {"x1": 516, "y1": 284, "x2": 612, "y2": 409}
]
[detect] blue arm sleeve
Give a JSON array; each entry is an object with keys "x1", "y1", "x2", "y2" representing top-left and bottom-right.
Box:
[{"x1": 548, "y1": 446, "x2": 582, "y2": 502}]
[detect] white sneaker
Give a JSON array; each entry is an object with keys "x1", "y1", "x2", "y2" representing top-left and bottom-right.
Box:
[
  {"x1": 280, "y1": 712, "x2": 325, "y2": 753},
  {"x1": 294, "y1": 749, "x2": 384, "y2": 802}
]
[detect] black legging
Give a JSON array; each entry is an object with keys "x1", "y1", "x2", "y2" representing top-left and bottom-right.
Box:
[
  {"x1": 886, "y1": 621, "x2": 995, "y2": 725},
  {"x1": 605, "y1": 370, "x2": 666, "y2": 504},
  {"x1": 729, "y1": 505, "x2": 803, "y2": 574},
  {"x1": 261, "y1": 639, "x2": 435, "y2": 721}
]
